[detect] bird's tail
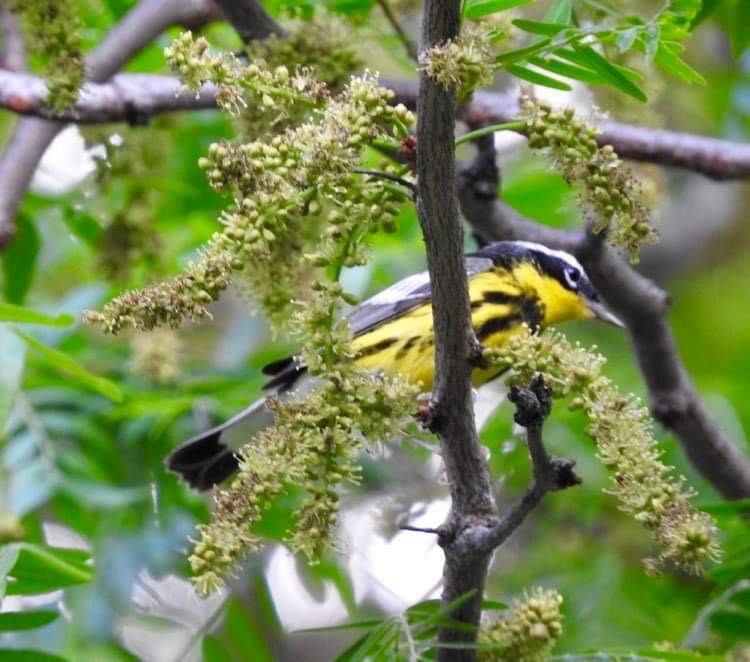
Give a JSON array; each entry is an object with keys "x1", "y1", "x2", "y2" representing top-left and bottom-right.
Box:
[{"x1": 166, "y1": 397, "x2": 275, "y2": 491}]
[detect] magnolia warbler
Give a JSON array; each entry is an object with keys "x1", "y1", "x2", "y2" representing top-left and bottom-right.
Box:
[{"x1": 167, "y1": 240, "x2": 621, "y2": 490}]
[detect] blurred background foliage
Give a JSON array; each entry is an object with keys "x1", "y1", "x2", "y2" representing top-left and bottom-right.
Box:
[{"x1": 0, "y1": 0, "x2": 749, "y2": 660}]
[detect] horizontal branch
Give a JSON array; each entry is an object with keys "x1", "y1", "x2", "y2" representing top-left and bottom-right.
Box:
[
  {"x1": 0, "y1": 71, "x2": 218, "y2": 123},
  {"x1": 0, "y1": 0, "x2": 222, "y2": 249},
  {"x1": 212, "y1": 0, "x2": 285, "y2": 43},
  {"x1": 458, "y1": 136, "x2": 750, "y2": 499},
  {"x1": 3, "y1": 72, "x2": 749, "y2": 181},
  {"x1": 387, "y1": 81, "x2": 750, "y2": 181}
]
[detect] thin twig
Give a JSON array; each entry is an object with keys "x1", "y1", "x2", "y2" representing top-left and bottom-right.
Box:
[
  {"x1": 477, "y1": 376, "x2": 581, "y2": 552},
  {"x1": 377, "y1": 0, "x2": 418, "y2": 62},
  {"x1": 400, "y1": 524, "x2": 441, "y2": 535},
  {"x1": 353, "y1": 168, "x2": 417, "y2": 194}
]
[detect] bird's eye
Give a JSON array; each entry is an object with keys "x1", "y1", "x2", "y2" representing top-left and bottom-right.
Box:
[{"x1": 564, "y1": 267, "x2": 581, "y2": 289}]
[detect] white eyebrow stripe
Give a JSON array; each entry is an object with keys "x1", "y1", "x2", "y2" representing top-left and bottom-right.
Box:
[{"x1": 512, "y1": 240, "x2": 585, "y2": 273}]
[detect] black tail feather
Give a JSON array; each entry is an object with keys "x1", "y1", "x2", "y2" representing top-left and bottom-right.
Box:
[{"x1": 166, "y1": 431, "x2": 239, "y2": 491}]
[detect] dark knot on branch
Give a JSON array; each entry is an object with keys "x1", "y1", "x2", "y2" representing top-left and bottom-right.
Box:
[
  {"x1": 548, "y1": 457, "x2": 582, "y2": 490},
  {"x1": 508, "y1": 375, "x2": 581, "y2": 492},
  {"x1": 508, "y1": 374, "x2": 552, "y2": 427}
]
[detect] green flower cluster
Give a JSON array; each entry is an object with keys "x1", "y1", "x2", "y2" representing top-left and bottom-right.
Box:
[
  {"x1": 247, "y1": 13, "x2": 360, "y2": 91},
  {"x1": 419, "y1": 25, "x2": 495, "y2": 101},
  {"x1": 83, "y1": 124, "x2": 172, "y2": 283},
  {"x1": 479, "y1": 588, "x2": 563, "y2": 662},
  {"x1": 484, "y1": 326, "x2": 720, "y2": 575},
  {"x1": 8, "y1": 0, "x2": 84, "y2": 110},
  {"x1": 84, "y1": 246, "x2": 238, "y2": 333},
  {"x1": 238, "y1": 14, "x2": 361, "y2": 138},
  {"x1": 87, "y1": 36, "x2": 413, "y2": 334},
  {"x1": 189, "y1": 283, "x2": 419, "y2": 595},
  {"x1": 129, "y1": 329, "x2": 182, "y2": 384},
  {"x1": 522, "y1": 98, "x2": 657, "y2": 263},
  {"x1": 165, "y1": 31, "x2": 326, "y2": 117}
]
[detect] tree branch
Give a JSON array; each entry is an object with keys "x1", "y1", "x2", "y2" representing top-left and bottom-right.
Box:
[
  {"x1": 0, "y1": 0, "x2": 222, "y2": 249},
  {"x1": 377, "y1": 0, "x2": 418, "y2": 62},
  {"x1": 3, "y1": 70, "x2": 750, "y2": 183},
  {"x1": 476, "y1": 376, "x2": 581, "y2": 553},
  {"x1": 211, "y1": 0, "x2": 285, "y2": 43},
  {"x1": 0, "y1": 71, "x2": 219, "y2": 123},
  {"x1": 0, "y1": 0, "x2": 27, "y2": 73},
  {"x1": 416, "y1": 1, "x2": 497, "y2": 658},
  {"x1": 457, "y1": 138, "x2": 750, "y2": 499},
  {"x1": 387, "y1": 81, "x2": 750, "y2": 181}
]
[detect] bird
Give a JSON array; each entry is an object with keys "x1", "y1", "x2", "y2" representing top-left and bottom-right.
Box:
[{"x1": 166, "y1": 240, "x2": 622, "y2": 491}]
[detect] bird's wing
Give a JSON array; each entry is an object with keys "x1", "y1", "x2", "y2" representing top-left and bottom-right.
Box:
[
  {"x1": 260, "y1": 256, "x2": 495, "y2": 390},
  {"x1": 347, "y1": 256, "x2": 494, "y2": 336}
]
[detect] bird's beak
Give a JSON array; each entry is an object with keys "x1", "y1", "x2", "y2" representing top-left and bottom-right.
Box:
[{"x1": 588, "y1": 300, "x2": 624, "y2": 328}]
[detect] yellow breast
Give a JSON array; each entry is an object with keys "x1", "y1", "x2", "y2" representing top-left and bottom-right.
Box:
[
  {"x1": 351, "y1": 264, "x2": 590, "y2": 391},
  {"x1": 351, "y1": 268, "x2": 530, "y2": 391}
]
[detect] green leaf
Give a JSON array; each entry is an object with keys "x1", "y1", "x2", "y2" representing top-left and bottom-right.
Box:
[
  {"x1": 0, "y1": 650, "x2": 67, "y2": 662},
  {"x1": 410, "y1": 590, "x2": 480, "y2": 629},
  {"x1": 654, "y1": 41, "x2": 706, "y2": 84},
  {"x1": 544, "y1": 0, "x2": 572, "y2": 24},
  {"x1": 557, "y1": 45, "x2": 647, "y2": 101},
  {"x1": 0, "y1": 610, "x2": 59, "y2": 631},
  {"x1": 1, "y1": 543, "x2": 92, "y2": 595},
  {"x1": 455, "y1": 121, "x2": 526, "y2": 146},
  {"x1": 0, "y1": 544, "x2": 21, "y2": 599},
  {"x1": 529, "y1": 56, "x2": 601, "y2": 83},
  {"x1": 645, "y1": 24, "x2": 661, "y2": 61},
  {"x1": 0, "y1": 325, "x2": 25, "y2": 432},
  {"x1": 616, "y1": 26, "x2": 639, "y2": 53},
  {"x1": 336, "y1": 620, "x2": 401, "y2": 661},
  {"x1": 657, "y1": 0, "x2": 702, "y2": 38},
  {"x1": 553, "y1": 650, "x2": 722, "y2": 661},
  {"x1": 14, "y1": 331, "x2": 123, "y2": 402},
  {"x1": 2, "y1": 213, "x2": 39, "y2": 304},
  {"x1": 221, "y1": 598, "x2": 274, "y2": 662},
  {"x1": 297, "y1": 619, "x2": 386, "y2": 634},
  {"x1": 505, "y1": 64, "x2": 572, "y2": 90},
  {"x1": 62, "y1": 208, "x2": 103, "y2": 246},
  {"x1": 465, "y1": 0, "x2": 532, "y2": 19},
  {"x1": 0, "y1": 302, "x2": 75, "y2": 327},
  {"x1": 709, "y1": 608, "x2": 750, "y2": 639},
  {"x1": 728, "y1": 587, "x2": 750, "y2": 610},
  {"x1": 700, "y1": 497, "x2": 750, "y2": 516},
  {"x1": 512, "y1": 19, "x2": 569, "y2": 36},
  {"x1": 730, "y1": 0, "x2": 750, "y2": 57},
  {"x1": 63, "y1": 642, "x2": 136, "y2": 662},
  {"x1": 325, "y1": 0, "x2": 374, "y2": 14},
  {"x1": 496, "y1": 38, "x2": 553, "y2": 65},
  {"x1": 690, "y1": 0, "x2": 724, "y2": 27},
  {"x1": 482, "y1": 599, "x2": 508, "y2": 610},
  {"x1": 202, "y1": 635, "x2": 231, "y2": 662}
]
